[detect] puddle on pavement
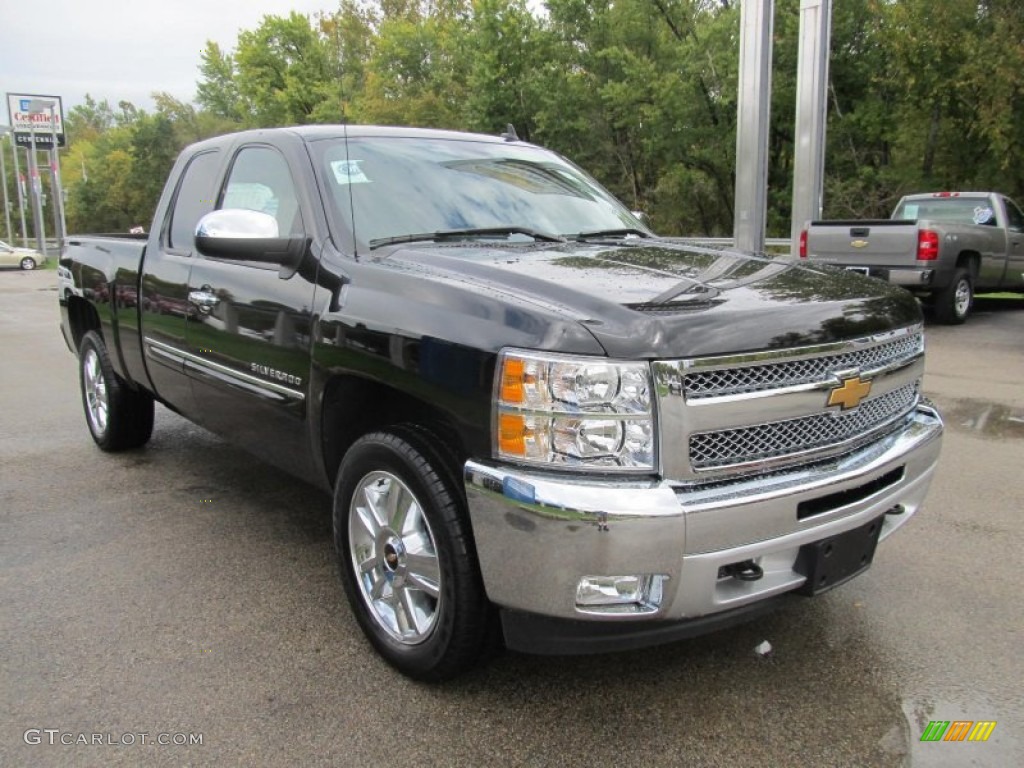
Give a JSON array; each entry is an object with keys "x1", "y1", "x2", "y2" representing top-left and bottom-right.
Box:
[{"x1": 935, "y1": 398, "x2": 1024, "y2": 440}]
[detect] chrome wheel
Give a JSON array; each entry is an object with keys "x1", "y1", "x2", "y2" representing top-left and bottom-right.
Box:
[
  {"x1": 953, "y1": 278, "x2": 971, "y2": 318},
  {"x1": 20, "y1": 257, "x2": 36, "y2": 270},
  {"x1": 348, "y1": 470, "x2": 442, "y2": 645},
  {"x1": 82, "y1": 348, "x2": 109, "y2": 435},
  {"x1": 77, "y1": 331, "x2": 154, "y2": 450}
]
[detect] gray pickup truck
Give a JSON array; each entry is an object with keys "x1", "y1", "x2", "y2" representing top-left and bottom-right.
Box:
[{"x1": 802, "y1": 192, "x2": 1024, "y2": 323}]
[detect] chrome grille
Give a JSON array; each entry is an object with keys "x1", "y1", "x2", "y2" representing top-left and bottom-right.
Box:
[
  {"x1": 689, "y1": 382, "x2": 920, "y2": 470},
  {"x1": 684, "y1": 332, "x2": 923, "y2": 399}
]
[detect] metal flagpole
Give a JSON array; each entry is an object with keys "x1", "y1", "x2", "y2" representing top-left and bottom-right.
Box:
[
  {"x1": 11, "y1": 137, "x2": 28, "y2": 246},
  {"x1": 0, "y1": 129, "x2": 12, "y2": 242},
  {"x1": 48, "y1": 103, "x2": 66, "y2": 241},
  {"x1": 733, "y1": 0, "x2": 774, "y2": 253},
  {"x1": 27, "y1": 118, "x2": 47, "y2": 258},
  {"x1": 790, "y1": 0, "x2": 832, "y2": 255}
]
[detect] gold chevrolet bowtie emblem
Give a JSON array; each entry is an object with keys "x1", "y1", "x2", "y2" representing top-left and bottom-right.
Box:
[
  {"x1": 828, "y1": 376, "x2": 872, "y2": 410},
  {"x1": 851, "y1": 239, "x2": 869, "y2": 248}
]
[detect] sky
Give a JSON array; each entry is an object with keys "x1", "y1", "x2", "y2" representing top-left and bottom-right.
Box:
[{"x1": 1, "y1": 0, "x2": 334, "y2": 122}]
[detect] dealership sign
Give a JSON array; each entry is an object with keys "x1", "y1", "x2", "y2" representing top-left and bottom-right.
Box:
[{"x1": 6, "y1": 93, "x2": 66, "y2": 149}]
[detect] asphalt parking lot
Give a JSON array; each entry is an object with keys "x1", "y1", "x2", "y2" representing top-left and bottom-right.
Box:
[{"x1": 1, "y1": 268, "x2": 1021, "y2": 767}]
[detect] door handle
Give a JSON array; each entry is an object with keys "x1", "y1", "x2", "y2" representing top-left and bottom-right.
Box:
[{"x1": 188, "y1": 288, "x2": 220, "y2": 314}]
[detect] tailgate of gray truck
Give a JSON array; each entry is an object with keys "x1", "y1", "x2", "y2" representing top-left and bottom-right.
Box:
[{"x1": 805, "y1": 219, "x2": 918, "y2": 269}]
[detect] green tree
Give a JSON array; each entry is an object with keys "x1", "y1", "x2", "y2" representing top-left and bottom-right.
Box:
[
  {"x1": 234, "y1": 12, "x2": 338, "y2": 126},
  {"x1": 320, "y1": 0, "x2": 378, "y2": 120},
  {"x1": 66, "y1": 128, "x2": 136, "y2": 233},
  {"x1": 196, "y1": 43, "x2": 242, "y2": 121},
  {"x1": 65, "y1": 95, "x2": 117, "y2": 144},
  {"x1": 127, "y1": 113, "x2": 178, "y2": 227},
  {"x1": 965, "y1": 0, "x2": 1024, "y2": 195},
  {"x1": 61, "y1": 0, "x2": 1024, "y2": 239},
  {"x1": 465, "y1": 0, "x2": 544, "y2": 140},
  {"x1": 357, "y1": 1, "x2": 472, "y2": 127}
]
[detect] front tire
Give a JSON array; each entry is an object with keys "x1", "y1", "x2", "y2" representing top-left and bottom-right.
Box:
[
  {"x1": 79, "y1": 331, "x2": 154, "y2": 451},
  {"x1": 934, "y1": 267, "x2": 973, "y2": 324},
  {"x1": 20, "y1": 256, "x2": 36, "y2": 270},
  {"x1": 333, "y1": 428, "x2": 491, "y2": 681}
]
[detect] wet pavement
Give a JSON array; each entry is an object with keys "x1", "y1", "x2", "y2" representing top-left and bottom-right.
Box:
[{"x1": 1, "y1": 270, "x2": 1021, "y2": 767}]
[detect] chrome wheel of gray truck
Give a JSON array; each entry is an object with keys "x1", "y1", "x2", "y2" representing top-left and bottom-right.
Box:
[
  {"x1": 78, "y1": 331, "x2": 154, "y2": 451},
  {"x1": 934, "y1": 268, "x2": 973, "y2": 325},
  {"x1": 333, "y1": 428, "x2": 491, "y2": 681}
]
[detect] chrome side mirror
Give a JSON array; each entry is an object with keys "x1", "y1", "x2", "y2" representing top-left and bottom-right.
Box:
[
  {"x1": 195, "y1": 209, "x2": 309, "y2": 278},
  {"x1": 196, "y1": 209, "x2": 280, "y2": 239},
  {"x1": 632, "y1": 210, "x2": 651, "y2": 227}
]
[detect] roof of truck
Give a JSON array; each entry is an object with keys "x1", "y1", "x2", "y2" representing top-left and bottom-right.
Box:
[
  {"x1": 901, "y1": 191, "x2": 995, "y2": 200},
  {"x1": 186, "y1": 125, "x2": 521, "y2": 154}
]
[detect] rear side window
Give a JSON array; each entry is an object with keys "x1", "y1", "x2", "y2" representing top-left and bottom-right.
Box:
[
  {"x1": 1004, "y1": 198, "x2": 1024, "y2": 233},
  {"x1": 168, "y1": 150, "x2": 221, "y2": 252}
]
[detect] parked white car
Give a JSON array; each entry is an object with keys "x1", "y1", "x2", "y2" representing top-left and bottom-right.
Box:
[{"x1": 0, "y1": 240, "x2": 46, "y2": 270}]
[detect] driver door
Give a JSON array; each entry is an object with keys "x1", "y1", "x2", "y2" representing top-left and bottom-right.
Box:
[{"x1": 184, "y1": 143, "x2": 318, "y2": 479}]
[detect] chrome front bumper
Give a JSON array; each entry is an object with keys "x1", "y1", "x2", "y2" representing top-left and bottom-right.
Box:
[{"x1": 464, "y1": 404, "x2": 942, "y2": 635}]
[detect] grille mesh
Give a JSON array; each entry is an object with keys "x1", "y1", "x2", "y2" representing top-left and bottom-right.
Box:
[
  {"x1": 689, "y1": 382, "x2": 920, "y2": 470},
  {"x1": 684, "y1": 333, "x2": 923, "y2": 399}
]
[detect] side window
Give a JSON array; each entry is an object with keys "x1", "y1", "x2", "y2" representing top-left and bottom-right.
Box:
[
  {"x1": 1004, "y1": 198, "x2": 1024, "y2": 233},
  {"x1": 221, "y1": 146, "x2": 302, "y2": 236},
  {"x1": 168, "y1": 151, "x2": 221, "y2": 252}
]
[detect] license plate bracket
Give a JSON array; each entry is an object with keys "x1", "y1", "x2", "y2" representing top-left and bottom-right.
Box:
[
  {"x1": 795, "y1": 516, "x2": 884, "y2": 596},
  {"x1": 845, "y1": 266, "x2": 870, "y2": 276}
]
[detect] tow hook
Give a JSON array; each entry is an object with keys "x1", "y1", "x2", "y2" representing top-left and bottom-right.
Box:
[{"x1": 719, "y1": 560, "x2": 764, "y2": 582}]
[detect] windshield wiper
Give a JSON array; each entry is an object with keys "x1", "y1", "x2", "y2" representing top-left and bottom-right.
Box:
[
  {"x1": 369, "y1": 227, "x2": 566, "y2": 250},
  {"x1": 572, "y1": 228, "x2": 652, "y2": 241}
]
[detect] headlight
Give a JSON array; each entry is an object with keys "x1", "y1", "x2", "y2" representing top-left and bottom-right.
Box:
[{"x1": 494, "y1": 349, "x2": 655, "y2": 471}]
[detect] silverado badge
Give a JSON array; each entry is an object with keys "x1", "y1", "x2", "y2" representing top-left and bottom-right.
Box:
[
  {"x1": 828, "y1": 375, "x2": 872, "y2": 410},
  {"x1": 850, "y1": 239, "x2": 869, "y2": 248}
]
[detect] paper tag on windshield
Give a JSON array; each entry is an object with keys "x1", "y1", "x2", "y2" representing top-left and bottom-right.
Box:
[{"x1": 331, "y1": 160, "x2": 370, "y2": 185}]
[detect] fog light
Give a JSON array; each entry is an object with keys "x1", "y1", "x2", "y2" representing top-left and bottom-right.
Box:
[{"x1": 575, "y1": 574, "x2": 665, "y2": 612}]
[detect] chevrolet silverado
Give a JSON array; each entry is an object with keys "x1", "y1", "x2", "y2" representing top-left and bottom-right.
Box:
[{"x1": 59, "y1": 126, "x2": 943, "y2": 679}]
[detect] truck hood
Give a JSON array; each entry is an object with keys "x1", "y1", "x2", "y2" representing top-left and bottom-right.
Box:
[{"x1": 378, "y1": 239, "x2": 921, "y2": 358}]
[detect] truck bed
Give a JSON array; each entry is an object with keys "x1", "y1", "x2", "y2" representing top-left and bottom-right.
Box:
[{"x1": 60, "y1": 234, "x2": 148, "y2": 389}]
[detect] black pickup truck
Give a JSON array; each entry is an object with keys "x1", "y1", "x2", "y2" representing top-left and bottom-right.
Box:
[{"x1": 59, "y1": 126, "x2": 943, "y2": 680}]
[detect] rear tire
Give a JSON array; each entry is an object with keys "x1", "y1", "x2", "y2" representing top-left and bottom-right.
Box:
[
  {"x1": 333, "y1": 427, "x2": 492, "y2": 681},
  {"x1": 933, "y1": 268, "x2": 973, "y2": 325},
  {"x1": 78, "y1": 331, "x2": 154, "y2": 451},
  {"x1": 20, "y1": 256, "x2": 36, "y2": 270}
]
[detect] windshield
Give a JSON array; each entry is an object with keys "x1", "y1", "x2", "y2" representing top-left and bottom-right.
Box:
[
  {"x1": 893, "y1": 197, "x2": 998, "y2": 227},
  {"x1": 312, "y1": 136, "x2": 647, "y2": 248}
]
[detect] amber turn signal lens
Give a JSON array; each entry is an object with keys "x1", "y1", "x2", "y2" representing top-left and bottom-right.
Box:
[
  {"x1": 498, "y1": 413, "x2": 526, "y2": 456},
  {"x1": 500, "y1": 358, "x2": 525, "y2": 403}
]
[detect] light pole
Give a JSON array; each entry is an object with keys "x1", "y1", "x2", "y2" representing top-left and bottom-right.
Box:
[
  {"x1": 0, "y1": 126, "x2": 13, "y2": 243},
  {"x1": 51, "y1": 105, "x2": 66, "y2": 242},
  {"x1": 25, "y1": 112, "x2": 47, "y2": 257},
  {"x1": 3, "y1": 125, "x2": 28, "y2": 246},
  {"x1": 28, "y1": 99, "x2": 65, "y2": 243},
  {"x1": 734, "y1": 0, "x2": 774, "y2": 253}
]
